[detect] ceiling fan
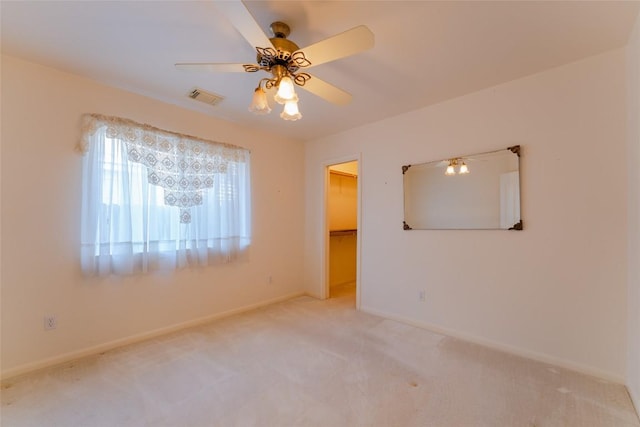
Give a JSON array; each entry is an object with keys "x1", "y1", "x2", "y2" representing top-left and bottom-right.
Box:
[{"x1": 175, "y1": 1, "x2": 374, "y2": 121}]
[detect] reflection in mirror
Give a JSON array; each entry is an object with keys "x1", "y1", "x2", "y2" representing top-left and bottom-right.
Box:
[{"x1": 403, "y1": 146, "x2": 521, "y2": 230}]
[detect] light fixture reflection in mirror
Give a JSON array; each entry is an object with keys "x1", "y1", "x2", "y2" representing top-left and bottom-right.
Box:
[
  {"x1": 459, "y1": 161, "x2": 469, "y2": 174},
  {"x1": 402, "y1": 146, "x2": 522, "y2": 230},
  {"x1": 445, "y1": 161, "x2": 456, "y2": 175},
  {"x1": 444, "y1": 158, "x2": 470, "y2": 175}
]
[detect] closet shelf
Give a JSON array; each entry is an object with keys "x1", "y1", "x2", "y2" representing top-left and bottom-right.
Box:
[{"x1": 330, "y1": 229, "x2": 357, "y2": 237}]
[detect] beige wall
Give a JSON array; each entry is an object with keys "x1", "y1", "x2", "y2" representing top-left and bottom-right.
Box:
[
  {"x1": 0, "y1": 55, "x2": 305, "y2": 377},
  {"x1": 329, "y1": 234, "x2": 357, "y2": 287},
  {"x1": 626, "y1": 11, "x2": 640, "y2": 410},
  {"x1": 305, "y1": 48, "x2": 628, "y2": 381}
]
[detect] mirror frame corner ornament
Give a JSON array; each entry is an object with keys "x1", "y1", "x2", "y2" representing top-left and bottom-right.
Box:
[{"x1": 508, "y1": 220, "x2": 523, "y2": 230}]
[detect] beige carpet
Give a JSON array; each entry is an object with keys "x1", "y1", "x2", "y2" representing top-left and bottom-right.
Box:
[{"x1": 1, "y1": 289, "x2": 638, "y2": 427}]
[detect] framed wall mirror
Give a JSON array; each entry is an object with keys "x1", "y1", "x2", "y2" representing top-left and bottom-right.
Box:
[{"x1": 402, "y1": 146, "x2": 522, "y2": 230}]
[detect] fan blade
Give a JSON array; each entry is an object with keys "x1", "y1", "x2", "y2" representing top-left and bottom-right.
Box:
[
  {"x1": 175, "y1": 63, "x2": 254, "y2": 73},
  {"x1": 299, "y1": 76, "x2": 352, "y2": 106},
  {"x1": 214, "y1": 0, "x2": 273, "y2": 49},
  {"x1": 298, "y1": 26, "x2": 374, "y2": 69}
]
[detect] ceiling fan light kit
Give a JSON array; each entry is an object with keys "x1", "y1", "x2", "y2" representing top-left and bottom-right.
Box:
[
  {"x1": 273, "y1": 75, "x2": 298, "y2": 104},
  {"x1": 246, "y1": 22, "x2": 305, "y2": 121},
  {"x1": 176, "y1": 2, "x2": 374, "y2": 123},
  {"x1": 248, "y1": 86, "x2": 271, "y2": 115},
  {"x1": 280, "y1": 99, "x2": 302, "y2": 121}
]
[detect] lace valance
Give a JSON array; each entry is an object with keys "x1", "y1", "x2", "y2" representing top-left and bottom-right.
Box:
[{"x1": 79, "y1": 114, "x2": 250, "y2": 223}]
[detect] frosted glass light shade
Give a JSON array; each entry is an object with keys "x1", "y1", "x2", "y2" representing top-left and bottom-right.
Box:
[
  {"x1": 445, "y1": 164, "x2": 455, "y2": 175},
  {"x1": 459, "y1": 162, "x2": 469, "y2": 174},
  {"x1": 274, "y1": 76, "x2": 298, "y2": 104},
  {"x1": 280, "y1": 100, "x2": 302, "y2": 121},
  {"x1": 248, "y1": 87, "x2": 271, "y2": 114}
]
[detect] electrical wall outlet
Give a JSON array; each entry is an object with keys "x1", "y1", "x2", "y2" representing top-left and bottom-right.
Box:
[
  {"x1": 44, "y1": 315, "x2": 57, "y2": 330},
  {"x1": 419, "y1": 290, "x2": 426, "y2": 302}
]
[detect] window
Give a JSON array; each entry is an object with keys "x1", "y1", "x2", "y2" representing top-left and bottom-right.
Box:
[{"x1": 79, "y1": 114, "x2": 251, "y2": 276}]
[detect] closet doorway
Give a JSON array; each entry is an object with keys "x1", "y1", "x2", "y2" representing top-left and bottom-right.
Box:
[{"x1": 326, "y1": 160, "x2": 359, "y2": 305}]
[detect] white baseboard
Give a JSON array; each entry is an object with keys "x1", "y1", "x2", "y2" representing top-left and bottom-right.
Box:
[
  {"x1": 1, "y1": 291, "x2": 306, "y2": 381},
  {"x1": 359, "y1": 305, "x2": 625, "y2": 385}
]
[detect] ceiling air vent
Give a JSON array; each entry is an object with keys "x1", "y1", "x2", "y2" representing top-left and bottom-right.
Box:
[{"x1": 187, "y1": 88, "x2": 224, "y2": 106}]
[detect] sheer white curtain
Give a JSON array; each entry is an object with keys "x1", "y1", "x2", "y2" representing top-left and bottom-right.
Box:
[{"x1": 79, "y1": 114, "x2": 251, "y2": 276}]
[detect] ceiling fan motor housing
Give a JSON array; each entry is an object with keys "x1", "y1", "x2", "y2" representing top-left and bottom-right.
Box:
[
  {"x1": 256, "y1": 22, "x2": 303, "y2": 76},
  {"x1": 270, "y1": 21, "x2": 291, "y2": 38}
]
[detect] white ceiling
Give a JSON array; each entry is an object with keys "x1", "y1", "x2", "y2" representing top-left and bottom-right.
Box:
[{"x1": 2, "y1": 1, "x2": 638, "y2": 141}]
